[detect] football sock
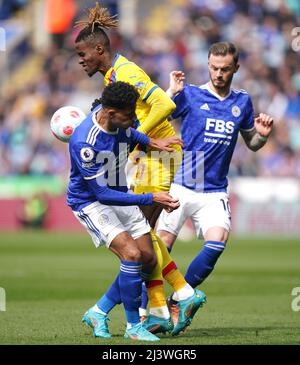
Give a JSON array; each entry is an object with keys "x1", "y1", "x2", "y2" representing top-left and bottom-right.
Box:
[
  {"x1": 119, "y1": 260, "x2": 142, "y2": 326},
  {"x1": 140, "y1": 282, "x2": 148, "y2": 311},
  {"x1": 143, "y1": 231, "x2": 169, "y2": 317},
  {"x1": 172, "y1": 283, "x2": 194, "y2": 301},
  {"x1": 149, "y1": 306, "x2": 170, "y2": 319},
  {"x1": 163, "y1": 261, "x2": 187, "y2": 292},
  {"x1": 139, "y1": 307, "x2": 148, "y2": 318},
  {"x1": 96, "y1": 274, "x2": 121, "y2": 314},
  {"x1": 155, "y1": 233, "x2": 187, "y2": 292},
  {"x1": 185, "y1": 241, "x2": 226, "y2": 288},
  {"x1": 146, "y1": 279, "x2": 168, "y2": 318},
  {"x1": 92, "y1": 304, "x2": 107, "y2": 315}
]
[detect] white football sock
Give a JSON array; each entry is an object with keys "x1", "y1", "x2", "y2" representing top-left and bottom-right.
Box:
[
  {"x1": 149, "y1": 306, "x2": 170, "y2": 319},
  {"x1": 139, "y1": 307, "x2": 148, "y2": 317},
  {"x1": 172, "y1": 284, "x2": 194, "y2": 301},
  {"x1": 92, "y1": 304, "x2": 107, "y2": 315}
]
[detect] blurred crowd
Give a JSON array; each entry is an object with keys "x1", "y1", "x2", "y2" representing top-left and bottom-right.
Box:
[{"x1": 0, "y1": 0, "x2": 300, "y2": 178}]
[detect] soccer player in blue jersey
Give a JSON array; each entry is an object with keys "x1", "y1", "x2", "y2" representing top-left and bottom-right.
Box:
[
  {"x1": 67, "y1": 81, "x2": 182, "y2": 342},
  {"x1": 157, "y1": 42, "x2": 274, "y2": 302}
]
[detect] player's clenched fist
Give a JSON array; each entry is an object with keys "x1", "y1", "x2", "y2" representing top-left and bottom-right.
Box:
[{"x1": 152, "y1": 192, "x2": 180, "y2": 212}]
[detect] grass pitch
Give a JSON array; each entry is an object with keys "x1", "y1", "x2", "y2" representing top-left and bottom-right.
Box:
[{"x1": 0, "y1": 231, "x2": 299, "y2": 345}]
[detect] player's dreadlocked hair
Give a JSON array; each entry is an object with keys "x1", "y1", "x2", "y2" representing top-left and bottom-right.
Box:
[
  {"x1": 74, "y1": 2, "x2": 118, "y2": 49},
  {"x1": 93, "y1": 82, "x2": 139, "y2": 111}
]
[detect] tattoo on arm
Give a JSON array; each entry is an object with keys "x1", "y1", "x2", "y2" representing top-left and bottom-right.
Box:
[{"x1": 240, "y1": 128, "x2": 268, "y2": 152}]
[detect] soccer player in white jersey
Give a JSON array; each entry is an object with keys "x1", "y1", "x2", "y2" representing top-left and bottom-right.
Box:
[
  {"x1": 157, "y1": 42, "x2": 274, "y2": 302},
  {"x1": 67, "y1": 81, "x2": 182, "y2": 342}
]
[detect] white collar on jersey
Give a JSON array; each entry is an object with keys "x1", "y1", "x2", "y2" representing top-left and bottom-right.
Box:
[
  {"x1": 92, "y1": 107, "x2": 119, "y2": 135},
  {"x1": 200, "y1": 83, "x2": 232, "y2": 101}
]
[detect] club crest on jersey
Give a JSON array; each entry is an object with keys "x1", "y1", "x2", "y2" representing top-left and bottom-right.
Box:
[
  {"x1": 232, "y1": 106, "x2": 241, "y2": 117},
  {"x1": 98, "y1": 214, "x2": 109, "y2": 226},
  {"x1": 134, "y1": 81, "x2": 146, "y2": 91},
  {"x1": 80, "y1": 147, "x2": 95, "y2": 162}
]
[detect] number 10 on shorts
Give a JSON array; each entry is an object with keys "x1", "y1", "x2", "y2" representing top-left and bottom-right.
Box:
[{"x1": 220, "y1": 198, "x2": 231, "y2": 219}]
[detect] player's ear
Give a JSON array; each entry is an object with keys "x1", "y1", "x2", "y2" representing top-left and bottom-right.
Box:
[
  {"x1": 107, "y1": 109, "x2": 116, "y2": 119},
  {"x1": 234, "y1": 63, "x2": 240, "y2": 73},
  {"x1": 96, "y1": 44, "x2": 104, "y2": 55}
]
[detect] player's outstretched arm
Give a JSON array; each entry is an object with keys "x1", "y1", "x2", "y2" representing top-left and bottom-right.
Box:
[
  {"x1": 166, "y1": 71, "x2": 185, "y2": 98},
  {"x1": 130, "y1": 127, "x2": 183, "y2": 152},
  {"x1": 240, "y1": 113, "x2": 274, "y2": 152},
  {"x1": 152, "y1": 192, "x2": 180, "y2": 213}
]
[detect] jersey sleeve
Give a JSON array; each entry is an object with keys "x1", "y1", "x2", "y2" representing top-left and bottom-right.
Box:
[
  {"x1": 171, "y1": 86, "x2": 191, "y2": 119},
  {"x1": 87, "y1": 179, "x2": 153, "y2": 206},
  {"x1": 71, "y1": 141, "x2": 153, "y2": 206},
  {"x1": 129, "y1": 128, "x2": 151, "y2": 146},
  {"x1": 240, "y1": 96, "x2": 255, "y2": 131}
]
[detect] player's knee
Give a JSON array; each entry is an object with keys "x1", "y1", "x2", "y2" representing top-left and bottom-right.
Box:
[
  {"x1": 204, "y1": 227, "x2": 229, "y2": 243},
  {"x1": 157, "y1": 230, "x2": 176, "y2": 249},
  {"x1": 123, "y1": 247, "x2": 143, "y2": 262},
  {"x1": 218, "y1": 229, "x2": 229, "y2": 243}
]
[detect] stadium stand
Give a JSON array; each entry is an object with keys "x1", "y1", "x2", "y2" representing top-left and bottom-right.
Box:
[
  {"x1": 0, "y1": 0, "x2": 299, "y2": 178},
  {"x1": 0, "y1": 0, "x2": 299, "y2": 234}
]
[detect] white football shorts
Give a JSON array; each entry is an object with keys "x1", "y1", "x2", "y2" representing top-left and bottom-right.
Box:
[
  {"x1": 157, "y1": 183, "x2": 231, "y2": 239},
  {"x1": 73, "y1": 201, "x2": 151, "y2": 248}
]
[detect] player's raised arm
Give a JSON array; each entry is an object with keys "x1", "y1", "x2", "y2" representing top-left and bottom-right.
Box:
[
  {"x1": 240, "y1": 113, "x2": 274, "y2": 152},
  {"x1": 136, "y1": 86, "x2": 176, "y2": 135},
  {"x1": 166, "y1": 71, "x2": 186, "y2": 98}
]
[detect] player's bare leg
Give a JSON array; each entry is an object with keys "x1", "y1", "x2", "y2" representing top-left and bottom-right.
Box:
[
  {"x1": 140, "y1": 204, "x2": 163, "y2": 229},
  {"x1": 158, "y1": 230, "x2": 177, "y2": 250},
  {"x1": 83, "y1": 231, "x2": 159, "y2": 342},
  {"x1": 204, "y1": 226, "x2": 229, "y2": 243}
]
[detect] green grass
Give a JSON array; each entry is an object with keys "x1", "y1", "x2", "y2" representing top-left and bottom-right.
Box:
[{"x1": 0, "y1": 231, "x2": 300, "y2": 345}]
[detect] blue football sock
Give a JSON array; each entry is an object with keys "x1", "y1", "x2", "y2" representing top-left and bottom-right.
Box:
[
  {"x1": 96, "y1": 274, "x2": 121, "y2": 314},
  {"x1": 140, "y1": 282, "x2": 148, "y2": 310},
  {"x1": 119, "y1": 260, "x2": 142, "y2": 326},
  {"x1": 185, "y1": 241, "x2": 226, "y2": 288}
]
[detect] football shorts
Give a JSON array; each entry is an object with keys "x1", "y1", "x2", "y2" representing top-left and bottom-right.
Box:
[
  {"x1": 129, "y1": 144, "x2": 182, "y2": 194},
  {"x1": 73, "y1": 201, "x2": 150, "y2": 248},
  {"x1": 157, "y1": 183, "x2": 231, "y2": 239}
]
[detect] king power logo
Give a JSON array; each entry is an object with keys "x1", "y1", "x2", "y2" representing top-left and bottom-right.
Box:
[{"x1": 0, "y1": 287, "x2": 6, "y2": 311}]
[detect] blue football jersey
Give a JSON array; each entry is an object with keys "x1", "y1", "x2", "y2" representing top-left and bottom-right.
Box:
[
  {"x1": 172, "y1": 83, "x2": 254, "y2": 192},
  {"x1": 67, "y1": 105, "x2": 152, "y2": 211}
]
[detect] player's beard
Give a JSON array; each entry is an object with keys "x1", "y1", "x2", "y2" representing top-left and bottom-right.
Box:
[{"x1": 210, "y1": 73, "x2": 234, "y2": 93}]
